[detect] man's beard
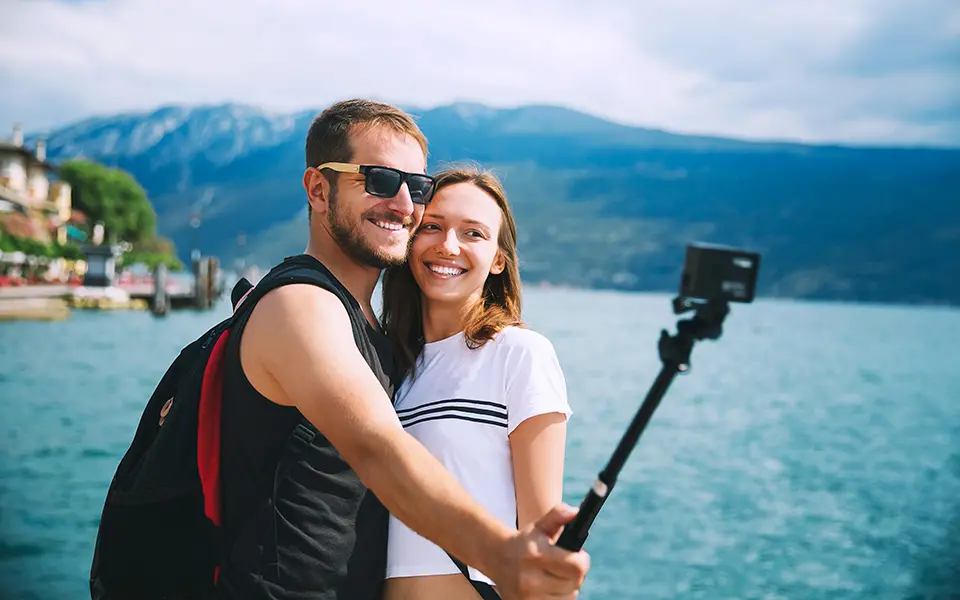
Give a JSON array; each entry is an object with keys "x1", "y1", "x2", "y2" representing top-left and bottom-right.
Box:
[{"x1": 327, "y1": 187, "x2": 410, "y2": 269}]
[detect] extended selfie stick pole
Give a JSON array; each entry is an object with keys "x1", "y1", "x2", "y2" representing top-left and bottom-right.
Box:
[{"x1": 556, "y1": 297, "x2": 730, "y2": 552}]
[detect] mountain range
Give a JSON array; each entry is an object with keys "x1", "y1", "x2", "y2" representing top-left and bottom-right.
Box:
[{"x1": 24, "y1": 101, "x2": 960, "y2": 306}]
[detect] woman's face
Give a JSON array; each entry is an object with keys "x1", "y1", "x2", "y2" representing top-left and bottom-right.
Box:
[{"x1": 409, "y1": 182, "x2": 505, "y2": 307}]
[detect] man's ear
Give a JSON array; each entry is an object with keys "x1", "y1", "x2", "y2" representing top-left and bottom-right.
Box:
[
  {"x1": 490, "y1": 250, "x2": 506, "y2": 275},
  {"x1": 303, "y1": 168, "x2": 330, "y2": 216}
]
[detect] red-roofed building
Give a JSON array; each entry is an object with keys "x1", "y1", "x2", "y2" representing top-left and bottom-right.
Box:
[{"x1": 0, "y1": 124, "x2": 74, "y2": 244}]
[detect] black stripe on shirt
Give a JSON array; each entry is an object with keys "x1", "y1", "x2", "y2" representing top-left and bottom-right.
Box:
[
  {"x1": 402, "y1": 412, "x2": 509, "y2": 429},
  {"x1": 396, "y1": 397, "x2": 507, "y2": 416},
  {"x1": 398, "y1": 404, "x2": 507, "y2": 425}
]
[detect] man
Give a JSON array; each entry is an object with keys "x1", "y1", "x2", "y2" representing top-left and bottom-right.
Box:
[{"x1": 216, "y1": 99, "x2": 590, "y2": 600}]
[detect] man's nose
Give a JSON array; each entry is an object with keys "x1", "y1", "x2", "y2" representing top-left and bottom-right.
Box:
[{"x1": 383, "y1": 182, "x2": 414, "y2": 217}]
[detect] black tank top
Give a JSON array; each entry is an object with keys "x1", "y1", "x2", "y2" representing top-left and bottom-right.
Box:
[{"x1": 217, "y1": 255, "x2": 397, "y2": 600}]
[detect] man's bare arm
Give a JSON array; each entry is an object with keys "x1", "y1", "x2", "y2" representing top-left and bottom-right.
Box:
[{"x1": 243, "y1": 284, "x2": 517, "y2": 580}]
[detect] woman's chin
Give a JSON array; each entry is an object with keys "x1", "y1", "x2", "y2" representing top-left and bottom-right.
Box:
[
  {"x1": 419, "y1": 285, "x2": 473, "y2": 307},
  {"x1": 422, "y1": 291, "x2": 466, "y2": 306}
]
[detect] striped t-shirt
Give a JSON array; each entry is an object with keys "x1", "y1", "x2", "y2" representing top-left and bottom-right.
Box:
[{"x1": 385, "y1": 326, "x2": 572, "y2": 585}]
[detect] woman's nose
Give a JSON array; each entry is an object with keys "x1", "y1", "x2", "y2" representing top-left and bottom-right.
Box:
[{"x1": 437, "y1": 229, "x2": 460, "y2": 255}]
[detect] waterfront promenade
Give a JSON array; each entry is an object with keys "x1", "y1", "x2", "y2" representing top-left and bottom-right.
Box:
[
  {"x1": 0, "y1": 285, "x2": 72, "y2": 320},
  {"x1": 0, "y1": 275, "x2": 207, "y2": 320}
]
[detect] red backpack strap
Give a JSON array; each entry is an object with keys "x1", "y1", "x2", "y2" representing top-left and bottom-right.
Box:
[
  {"x1": 197, "y1": 330, "x2": 230, "y2": 529},
  {"x1": 197, "y1": 285, "x2": 257, "y2": 525},
  {"x1": 197, "y1": 290, "x2": 254, "y2": 583}
]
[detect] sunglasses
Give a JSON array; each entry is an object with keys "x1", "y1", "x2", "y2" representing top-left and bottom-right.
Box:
[{"x1": 316, "y1": 162, "x2": 437, "y2": 205}]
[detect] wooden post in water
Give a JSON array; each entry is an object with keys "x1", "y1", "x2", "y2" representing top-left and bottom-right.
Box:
[
  {"x1": 151, "y1": 263, "x2": 169, "y2": 317},
  {"x1": 193, "y1": 257, "x2": 209, "y2": 310},
  {"x1": 205, "y1": 257, "x2": 219, "y2": 309}
]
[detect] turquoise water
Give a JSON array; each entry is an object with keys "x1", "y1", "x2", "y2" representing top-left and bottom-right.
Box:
[{"x1": 1, "y1": 289, "x2": 958, "y2": 599}]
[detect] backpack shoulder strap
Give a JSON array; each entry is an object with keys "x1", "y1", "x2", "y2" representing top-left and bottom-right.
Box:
[
  {"x1": 210, "y1": 257, "x2": 345, "y2": 579},
  {"x1": 201, "y1": 257, "x2": 341, "y2": 575},
  {"x1": 447, "y1": 552, "x2": 502, "y2": 599},
  {"x1": 229, "y1": 255, "x2": 355, "y2": 326}
]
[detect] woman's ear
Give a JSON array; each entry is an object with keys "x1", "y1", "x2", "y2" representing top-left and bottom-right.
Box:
[{"x1": 490, "y1": 250, "x2": 506, "y2": 275}]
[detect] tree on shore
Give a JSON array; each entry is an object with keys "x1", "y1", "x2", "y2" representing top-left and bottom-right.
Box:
[
  {"x1": 58, "y1": 159, "x2": 181, "y2": 270},
  {"x1": 58, "y1": 159, "x2": 156, "y2": 244}
]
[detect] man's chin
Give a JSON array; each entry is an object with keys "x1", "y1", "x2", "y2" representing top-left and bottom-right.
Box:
[
  {"x1": 377, "y1": 253, "x2": 408, "y2": 269},
  {"x1": 366, "y1": 246, "x2": 409, "y2": 270},
  {"x1": 336, "y1": 229, "x2": 410, "y2": 269}
]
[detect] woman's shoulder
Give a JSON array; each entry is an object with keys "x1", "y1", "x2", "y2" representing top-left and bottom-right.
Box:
[{"x1": 493, "y1": 325, "x2": 558, "y2": 357}]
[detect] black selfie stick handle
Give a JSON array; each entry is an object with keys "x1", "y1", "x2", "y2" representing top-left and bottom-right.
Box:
[
  {"x1": 556, "y1": 362, "x2": 681, "y2": 551},
  {"x1": 556, "y1": 300, "x2": 728, "y2": 552}
]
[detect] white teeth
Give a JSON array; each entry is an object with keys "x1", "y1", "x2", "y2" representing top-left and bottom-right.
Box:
[
  {"x1": 374, "y1": 220, "x2": 403, "y2": 231},
  {"x1": 428, "y1": 264, "x2": 465, "y2": 276}
]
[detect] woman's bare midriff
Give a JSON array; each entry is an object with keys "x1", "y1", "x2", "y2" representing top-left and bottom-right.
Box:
[{"x1": 383, "y1": 574, "x2": 486, "y2": 600}]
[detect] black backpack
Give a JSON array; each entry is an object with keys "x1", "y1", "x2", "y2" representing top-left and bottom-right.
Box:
[{"x1": 89, "y1": 256, "x2": 333, "y2": 600}]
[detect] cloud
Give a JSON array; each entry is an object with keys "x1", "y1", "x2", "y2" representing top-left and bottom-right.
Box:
[{"x1": 0, "y1": 0, "x2": 957, "y2": 146}]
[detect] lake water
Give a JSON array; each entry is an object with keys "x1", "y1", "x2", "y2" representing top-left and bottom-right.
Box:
[{"x1": 1, "y1": 288, "x2": 958, "y2": 599}]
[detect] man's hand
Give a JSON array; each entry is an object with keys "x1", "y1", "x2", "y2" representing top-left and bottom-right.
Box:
[{"x1": 490, "y1": 504, "x2": 590, "y2": 600}]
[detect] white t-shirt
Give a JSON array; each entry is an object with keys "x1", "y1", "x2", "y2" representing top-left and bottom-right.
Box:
[{"x1": 385, "y1": 326, "x2": 572, "y2": 585}]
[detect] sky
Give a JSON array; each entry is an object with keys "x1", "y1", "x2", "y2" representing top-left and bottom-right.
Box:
[{"x1": 1, "y1": 0, "x2": 958, "y2": 146}]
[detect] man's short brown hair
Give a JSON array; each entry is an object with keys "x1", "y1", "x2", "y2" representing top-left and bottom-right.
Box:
[{"x1": 304, "y1": 99, "x2": 428, "y2": 220}]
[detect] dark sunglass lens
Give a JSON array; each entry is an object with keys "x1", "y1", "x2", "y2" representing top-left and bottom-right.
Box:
[
  {"x1": 408, "y1": 175, "x2": 435, "y2": 204},
  {"x1": 366, "y1": 167, "x2": 402, "y2": 197}
]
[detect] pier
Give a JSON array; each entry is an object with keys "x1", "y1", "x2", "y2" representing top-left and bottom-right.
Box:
[
  {"x1": 0, "y1": 249, "x2": 225, "y2": 321},
  {"x1": 136, "y1": 256, "x2": 222, "y2": 316}
]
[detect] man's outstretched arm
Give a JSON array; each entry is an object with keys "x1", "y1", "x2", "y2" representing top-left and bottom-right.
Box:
[{"x1": 243, "y1": 284, "x2": 589, "y2": 599}]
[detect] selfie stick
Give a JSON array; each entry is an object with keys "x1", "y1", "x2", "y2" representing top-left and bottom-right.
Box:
[{"x1": 556, "y1": 297, "x2": 730, "y2": 552}]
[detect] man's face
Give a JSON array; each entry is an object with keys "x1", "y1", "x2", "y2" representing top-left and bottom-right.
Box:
[{"x1": 316, "y1": 125, "x2": 427, "y2": 268}]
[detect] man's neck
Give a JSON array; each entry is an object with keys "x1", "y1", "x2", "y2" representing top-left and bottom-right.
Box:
[
  {"x1": 421, "y1": 294, "x2": 479, "y2": 343},
  {"x1": 304, "y1": 237, "x2": 381, "y2": 328}
]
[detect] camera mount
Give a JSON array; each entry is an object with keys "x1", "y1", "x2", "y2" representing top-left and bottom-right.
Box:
[{"x1": 556, "y1": 243, "x2": 758, "y2": 552}]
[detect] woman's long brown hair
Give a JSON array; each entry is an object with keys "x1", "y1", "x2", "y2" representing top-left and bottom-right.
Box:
[{"x1": 380, "y1": 165, "x2": 524, "y2": 380}]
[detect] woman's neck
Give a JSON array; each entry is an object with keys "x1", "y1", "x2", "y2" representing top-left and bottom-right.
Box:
[{"x1": 421, "y1": 294, "x2": 479, "y2": 343}]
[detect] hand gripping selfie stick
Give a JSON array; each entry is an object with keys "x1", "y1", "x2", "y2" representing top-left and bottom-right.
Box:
[{"x1": 556, "y1": 243, "x2": 761, "y2": 552}]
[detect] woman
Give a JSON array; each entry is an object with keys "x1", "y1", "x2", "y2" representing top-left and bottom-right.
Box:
[{"x1": 380, "y1": 166, "x2": 572, "y2": 599}]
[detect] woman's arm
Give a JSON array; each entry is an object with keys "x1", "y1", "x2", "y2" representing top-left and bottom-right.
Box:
[
  {"x1": 503, "y1": 330, "x2": 572, "y2": 529},
  {"x1": 510, "y1": 412, "x2": 568, "y2": 529}
]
